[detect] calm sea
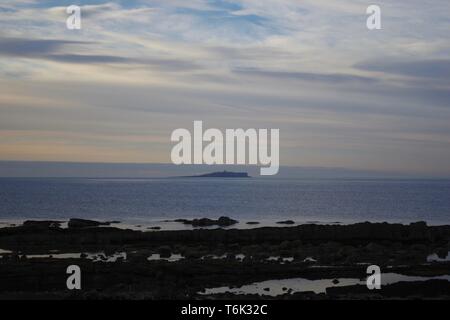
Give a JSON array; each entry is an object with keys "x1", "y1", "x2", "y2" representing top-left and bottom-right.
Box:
[{"x1": 0, "y1": 178, "x2": 449, "y2": 226}]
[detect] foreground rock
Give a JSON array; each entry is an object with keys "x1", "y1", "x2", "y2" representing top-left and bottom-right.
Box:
[{"x1": 0, "y1": 220, "x2": 449, "y2": 300}]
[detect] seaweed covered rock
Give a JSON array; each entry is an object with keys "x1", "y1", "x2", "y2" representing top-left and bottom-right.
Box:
[
  {"x1": 175, "y1": 216, "x2": 238, "y2": 227},
  {"x1": 23, "y1": 220, "x2": 61, "y2": 229},
  {"x1": 68, "y1": 218, "x2": 110, "y2": 229}
]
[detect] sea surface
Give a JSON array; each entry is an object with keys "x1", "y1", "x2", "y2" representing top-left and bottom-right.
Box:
[{"x1": 0, "y1": 178, "x2": 450, "y2": 228}]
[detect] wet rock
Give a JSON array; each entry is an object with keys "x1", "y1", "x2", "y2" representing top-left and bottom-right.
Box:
[
  {"x1": 365, "y1": 242, "x2": 384, "y2": 252},
  {"x1": 217, "y1": 217, "x2": 238, "y2": 226},
  {"x1": 276, "y1": 220, "x2": 295, "y2": 225},
  {"x1": 157, "y1": 246, "x2": 171, "y2": 258},
  {"x1": 408, "y1": 221, "x2": 429, "y2": 240},
  {"x1": 279, "y1": 241, "x2": 292, "y2": 250},
  {"x1": 436, "y1": 247, "x2": 449, "y2": 259},
  {"x1": 68, "y1": 218, "x2": 110, "y2": 229},
  {"x1": 410, "y1": 244, "x2": 427, "y2": 252},
  {"x1": 185, "y1": 249, "x2": 202, "y2": 259},
  {"x1": 332, "y1": 279, "x2": 340, "y2": 285},
  {"x1": 280, "y1": 250, "x2": 292, "y2": 258},
  {"x1": 175, "y1": 216, "x2": 238, "y2": 227},
  {"x1": 23, "y1": 220, "x2": 61, "y2": 229}
]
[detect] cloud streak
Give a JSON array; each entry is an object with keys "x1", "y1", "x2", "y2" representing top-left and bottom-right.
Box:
[
  {"x1": 0, "y1": 37, "x2": 201, "y2": 70},
  {"x1": 355, "y1": 59, "x2": 450, "y2": 80},
  {"x1": 234, "y1": 67, "x2": 378, "y2": 84}
]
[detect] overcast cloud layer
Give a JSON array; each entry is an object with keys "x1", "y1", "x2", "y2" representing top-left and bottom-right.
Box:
[{"x1": 1, "y1": 0, "x2": 450, "y2": 176}]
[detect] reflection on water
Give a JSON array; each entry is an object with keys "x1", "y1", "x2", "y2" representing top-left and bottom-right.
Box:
[
  {"x1": 147, "y1": 254, "x2": 184, "y2": 262},
  {"x1": 25, "y1": 253, "x2": 81, "y2": 259},
  {"x1": 201, "y1": 273, "x2": 450, "y2": 296},
  {"x1": 201, "y1": 254, "x2": 227, "y2": 260},
  {"x1": 235, "y1": 254, "x2": 245, "y2": 261},
  {"x1": 267, "y1": 256, "x2": 294, "y2": 263},
  {"x1": 427, "y1": 252, "x2": 450, "y2": 262},
  {"x1": 17, "y1": 251, "x2": 127, "y2": 262}
]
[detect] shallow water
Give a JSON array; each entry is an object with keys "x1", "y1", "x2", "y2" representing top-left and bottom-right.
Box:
[
  {"x1": 267, "y1": 256, "x2": 294, "y2": 263},
  {"x1": 1, "y1": 178, "x2": 450, "y2": 226},
  {"x1": 427, "y1": 252, "x2": 450, "y2": 262},
  {"x1": 201, "y1": 273, "x2": 450, "y2": 296},
  {"x1": 147, "y1": 254, "x2": 184, "y2": 262},
  {"x1": 13, "y1": 251, "x2": 127, "y2": 262}
]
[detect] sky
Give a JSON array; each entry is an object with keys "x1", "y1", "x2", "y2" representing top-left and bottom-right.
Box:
[{"x1": 0, "y1": 0, "x2": 450, "y2": 176}]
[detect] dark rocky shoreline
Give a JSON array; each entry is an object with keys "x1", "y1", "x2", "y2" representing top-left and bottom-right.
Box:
[{"x1": 0, "y1": 219, "x2": 449, "y2": 299}]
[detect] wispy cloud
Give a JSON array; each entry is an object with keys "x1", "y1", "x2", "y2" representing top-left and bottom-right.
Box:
[
  {"x1": 355, "y1": 58, "x2": 450, "y2": 80},
  {"x1": 234, "y1": 67, "x2": 378, "y2": 84},
  {"x1": 0, "y1": 37, "x2": 201, "y2": 71}
]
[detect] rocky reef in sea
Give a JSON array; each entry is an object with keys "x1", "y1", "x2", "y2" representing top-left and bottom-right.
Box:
[{"x1": 0, "y1": 219, "x2": 449, "y2": 299}]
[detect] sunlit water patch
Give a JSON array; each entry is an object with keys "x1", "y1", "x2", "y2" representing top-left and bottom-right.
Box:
[
  {"x1": 147, "y1": 254, "x2": 184, "y2": 262},
  {"x1": 21, "y1": 251, "x2": 126, "y2": 262},
  {"x1": 201, "y1": 273, "x2": 450, "y2": 296},
  {"x1": 427, "y1": 252, "x2": 450, "y2": 262}
]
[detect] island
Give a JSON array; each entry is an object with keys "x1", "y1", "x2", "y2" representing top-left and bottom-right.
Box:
[{"x1": 185, "y1": 171, "x2": 250, "y2": 178}]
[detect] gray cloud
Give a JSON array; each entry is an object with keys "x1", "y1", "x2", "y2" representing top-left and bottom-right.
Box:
[
  {"x1": 355, "y1": 59, "x2": 450, "y2": 80},
  {"x1": 0, "y1": 38, "x2": 87, "y2": 56},
  {"x1": 44, "y1": 54, "x2": 130, "y2": 64},
  {"x1": 234, "y1": 67, "x2": 378, "y2": 84},
  {"x1": 0, "y1": 37, "x2": 200, "y2": 70}
]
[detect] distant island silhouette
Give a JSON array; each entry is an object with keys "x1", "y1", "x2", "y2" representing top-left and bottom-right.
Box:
[{"x1": 185, "y1": 170, "x2": 250, "y2": 178}]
